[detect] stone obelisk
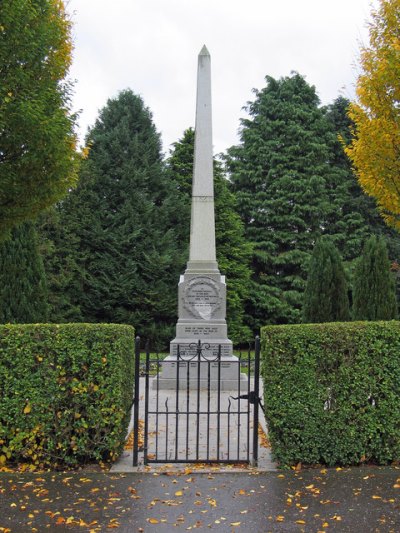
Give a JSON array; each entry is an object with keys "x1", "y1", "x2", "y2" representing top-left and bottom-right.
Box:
[{"x1": 157, "y1": 46, "x2": 244, "y2": 389}]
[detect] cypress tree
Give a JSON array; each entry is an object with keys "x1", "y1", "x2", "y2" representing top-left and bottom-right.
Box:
[
  {"x1": 0, "y1": 222, "x2": 48, "y2": 322},
  {"x1": 353, "y1": 236, "x2": 398, "y2": 320},
  {"x1": 303, "y1": 237, "x2": 350, "y2": 323}
]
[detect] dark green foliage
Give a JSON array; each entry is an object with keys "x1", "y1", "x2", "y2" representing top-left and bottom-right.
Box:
[
  {"x1": 226, "y1": 86, "x2": 400, "y2": 331},
  {"x1": 0, "y1": 222, "x2": 48, "y2": 323},
  {"x1": 303, "y1": 237, "x2": 350, "y2": 323},
  {"x1": 226, "y1": 74, "x2": 336, "y2": 329},
  {"x1": 0, "y1": 0, "x2": 79, "y2": 239},
  {"x1": 262, "y1": 322, "x2": 400, "y2": 467},
  {"x1": 0, "y1": 323, "x2": 134, "y2": 467},
  {"x1": 44, "y1": 90, "x2": 178, "y2": 348},
  {"x1": 36, "y1": 207, "x2": 82, "y2": 322},
  {"x1": 166, "y1": 128, "x2": 252, "y2": 342},
  {"x1": 324, "y1": 97, "x2": 400, "y2": 262},
  {"x1": 353, "y1": 236, "x2": 398, "y2": 320}
]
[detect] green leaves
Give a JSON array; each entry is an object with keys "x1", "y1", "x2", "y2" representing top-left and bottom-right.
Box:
[
  {"x1": 0, "y1": 324, "x2": 135, "y2": 468},
  {"x1": 303, "y1": 237, "x2": 350, "y2": 323},
  {"x1": 0, "y1": 0, "x2": 79, "y2": 239},
  {"x1": 262, "y1": 322, "x2": 400, "y2": 466},
  {"x1": 353, "y1": 236, "x2": 398, "y2": 320},
  {"x1": 0, "y1": 222, "x2": 48, "y2": 323},
  {"x1": 227, "y1": 73, "x2": 335, "y2": 328}
]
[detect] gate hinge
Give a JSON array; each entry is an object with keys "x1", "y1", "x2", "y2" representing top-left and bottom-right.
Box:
[{"x1": 230, "y1": 391, "x2": 265, "y2": 414}]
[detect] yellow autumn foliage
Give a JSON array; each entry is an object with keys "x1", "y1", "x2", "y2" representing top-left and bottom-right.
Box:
[{"x1": 345, "y1": 0, "x2": 400, "y2": 231}]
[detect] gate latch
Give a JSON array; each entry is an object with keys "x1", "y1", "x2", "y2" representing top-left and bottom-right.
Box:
[{"x1": 230, "y1": 391, "x2": 265, "y2": 414}]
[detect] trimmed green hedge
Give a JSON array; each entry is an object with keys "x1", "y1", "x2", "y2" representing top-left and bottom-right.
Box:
[
  {"x1": 261, "y1": 321, "x2": 400, "y2": 467},
  {"x1": 0, "y1": 324, "x2": 135, "y2": 468}
]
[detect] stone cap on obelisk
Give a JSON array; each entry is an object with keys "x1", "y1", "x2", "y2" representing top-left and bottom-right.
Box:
[{"x1": 186, "y1": 44, "x2": 218, "y2": 273}]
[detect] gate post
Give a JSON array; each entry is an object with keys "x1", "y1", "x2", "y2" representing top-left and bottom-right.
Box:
[
  {"x1": 132, "y1": 336, "x2": 141, "y2": 466},
  {"x1": 252, "y1": 335, "x2": 261, "y2": 466}
]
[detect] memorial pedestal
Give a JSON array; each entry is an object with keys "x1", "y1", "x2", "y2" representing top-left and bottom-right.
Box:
[{"x1": 155, "y1": 271, "x2": 247, "y2": 390}]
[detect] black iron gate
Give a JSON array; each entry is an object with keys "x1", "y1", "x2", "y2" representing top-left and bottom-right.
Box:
[{"x1": 132, "y1": 337, "x2": 261, "y2": 466}]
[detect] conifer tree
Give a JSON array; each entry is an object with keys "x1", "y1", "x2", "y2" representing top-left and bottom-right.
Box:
[
  {"x1": 353, "y1": 235, "x2": 398, "y2": 320},
  {"x1": 166, "y1": 128, "x2": 252, "y2": 342},
  {"x1": 0, "y1": 222, "x2": 48, "y2": 322},
  {"x1": 226, "y1": 74, "x2": 337, "y2": 328},
  {"x1": 47, "y1": 90, "x2": 179, "y2": 347},
  {"x1": 303, "y1": 237, "x2": 350, "y2": 323}
]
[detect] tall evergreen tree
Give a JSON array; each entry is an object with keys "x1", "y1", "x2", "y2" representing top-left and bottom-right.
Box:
[
  {"x1": 303, "y1": 237, "x2": 350, "y2": 323},
  {"x1": 353, "y1": 235, "x2": 398, "y2": 320},
  {"x1": 166, "y1": 128, "x2": 252, "y2": 342},
  {"x1": 46, "y1": 90, "x2": 179, "y2": 347},
  {"x1": 226, "y1": 74, "x2": 337, "y2": 329},
  {"x1": 0, "y1": 222, "x2": 48, "y2": 322}
]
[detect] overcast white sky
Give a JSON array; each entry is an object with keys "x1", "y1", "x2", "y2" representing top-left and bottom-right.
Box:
[{"x1": 65, "y1": 0, "x2": 376, "y2": 156}]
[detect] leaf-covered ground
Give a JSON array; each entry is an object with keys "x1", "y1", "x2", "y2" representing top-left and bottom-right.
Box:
[{"x1": 0, "y1": 466, "x2": 399, "y2": 532}]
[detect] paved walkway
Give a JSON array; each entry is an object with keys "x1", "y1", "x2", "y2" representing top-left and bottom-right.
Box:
[
  {"x1": 1, "y1": 467, "x2": 399, "y2": 531},
  {"x1": 112, "y1": 377, "x2": 276, "y2": 472}
]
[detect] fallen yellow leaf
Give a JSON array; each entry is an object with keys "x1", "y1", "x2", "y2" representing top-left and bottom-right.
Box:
[
  {"x1": 231, "y1": 522, "x2": 241, "y2": 526},
  {"x1": 24, "y1": 404, "x2": 32, "y2": 414},
  {"x1": 175, "y1": 490, "x2": 183, "y2": 496},
  {"x1": 147, "y1": 518, "x2": 159, "y2": 524}
]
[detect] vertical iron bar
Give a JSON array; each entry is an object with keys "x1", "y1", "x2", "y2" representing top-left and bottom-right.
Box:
[
  {"x1": 132, "y1": 336, "x2": 141, "y2": 466},
  {"x1": 196, "y1": 340, "x2": 201, "y2": 460},
  {"x1": 155, "y1": 354, "x2": 160, "y2": 460},
  {"x1": 186, "y1": 349, "x2": 190, "y2": 461},
  {"x1": 237, "y1": 351, "x2": 241, "y2": 460},
  {"x1": 217, "y1": 344, "x2": 221, "y2": 461},
  {"x1": 227, "y1": 398, "x2": 231, "y2": 461},
  {"x1": 246, "y1": 343, "x2": 251, "y2": 462},
  {"x1": 165, "y1": 398, "x2": 169, "y2": 460},
  {"x1": 175, "y1": 345, "x2": 180, "y2": 461},
  {"x1": 252, "y1": 335, "x2": 261, "y2": 466},
  {"x1": 143, "y1": 339, "x2": 150, "y2": 465},
  {"x1": 207, "y1": 359, "x2": 211, "y2": 460}
]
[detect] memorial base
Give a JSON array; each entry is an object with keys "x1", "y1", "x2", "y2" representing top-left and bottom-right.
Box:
[{"x1": 152, "y1": 354, "x2": 247, "y2": 390}]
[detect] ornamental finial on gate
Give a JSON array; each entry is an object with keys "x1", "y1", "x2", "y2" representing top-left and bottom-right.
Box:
[{"x1": 176, "y1": 340, "x2": 222, "y2": 361}]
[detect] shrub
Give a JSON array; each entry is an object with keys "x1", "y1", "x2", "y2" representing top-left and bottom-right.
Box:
[
  {"x1": 0, "y1": 323, "x2": 135, "y2": 468},
  {"x1": 303, "y1": 237, "x2": 349, "y2": 323},
  {"x1": 261, "y1": 321, "x2": 400, "y2": 467},
  {"x1": 353, "y1": 235, "x2": 398, "y2": 320}
]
